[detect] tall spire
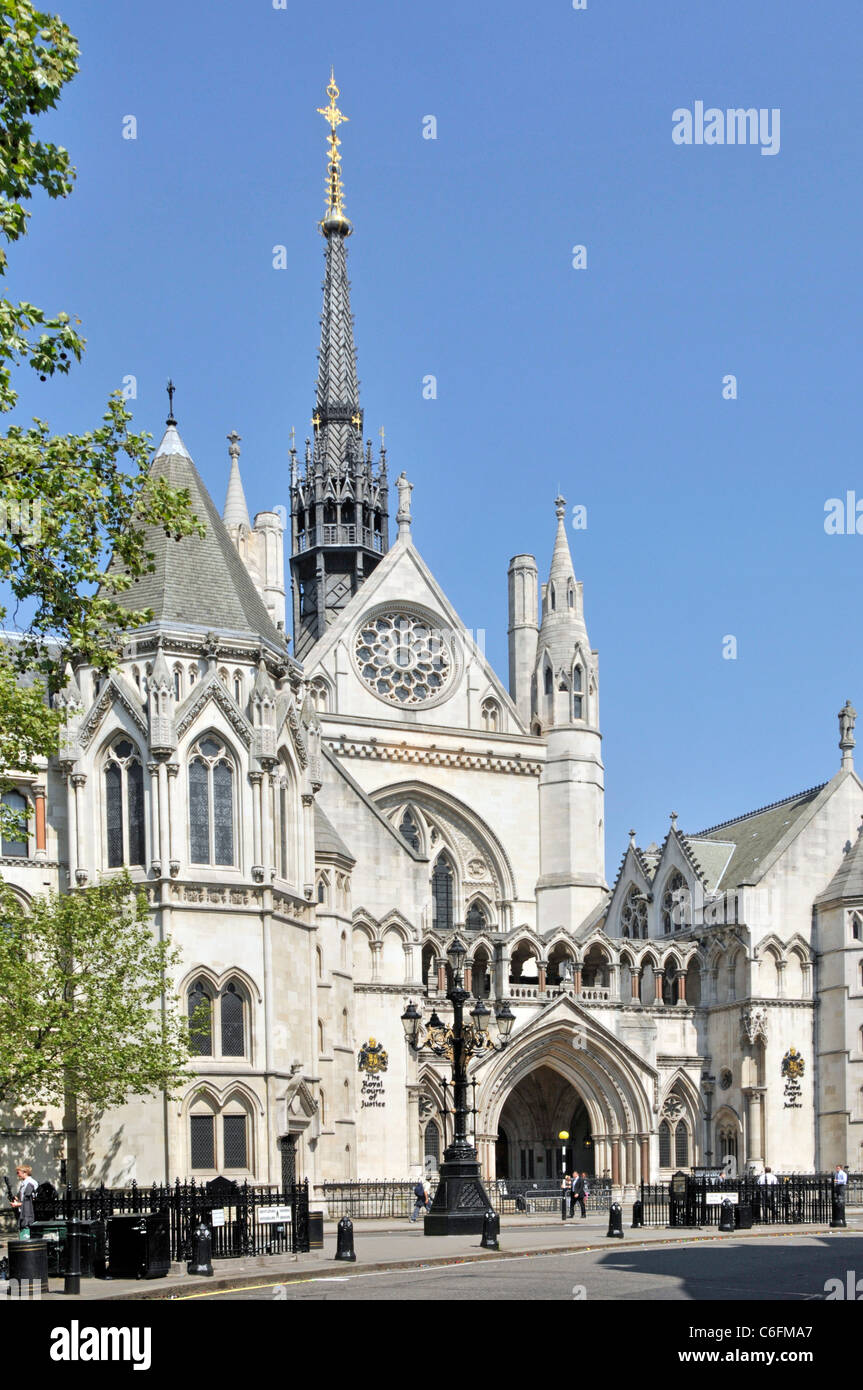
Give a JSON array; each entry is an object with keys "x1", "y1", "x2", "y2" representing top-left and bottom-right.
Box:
[
  {"x1": 289, "y1": 74, "x2": 390, "y2": 661},
  {"x1": 223, "y1": 430, "x2": 252, "y2": 532}
]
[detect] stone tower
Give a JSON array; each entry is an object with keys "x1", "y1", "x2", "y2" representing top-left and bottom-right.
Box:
[
  {"x1": 507, "y1": 553, "x2": 539, "y2": 726},
  {"x1": 289, "y1": 75, "x2": 389, "y2": 661},
  {"x1": 534, "y1": 497, "x2": 607, "y2": 929}
]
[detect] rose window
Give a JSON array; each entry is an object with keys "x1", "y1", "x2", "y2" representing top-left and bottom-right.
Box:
[{"x1": 354, "y1": 611, "x2": 451, "y2": 705}]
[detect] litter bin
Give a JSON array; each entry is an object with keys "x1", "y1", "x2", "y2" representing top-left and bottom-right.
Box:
[
  {"x1": 107, "y1": 1212, "x2": 170, "y2": 1279},
  {"x1": 8, "y1": 1239, "x2": 49, "y2": 1294},
  {"x1": 307, "y1": 1211, "x2": 324, "y2": 1250},
  {"x1": 735, "y1": 1202, "x2": 753, "y2": 1230},
  {"x1": 30, "y1": 1220, "x2": 99, "y2": 1278}
]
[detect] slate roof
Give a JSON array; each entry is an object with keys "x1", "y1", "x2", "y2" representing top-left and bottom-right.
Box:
[
  {"x1": 314, "y1": 802, "x2": 356, "y2": 864},
  {"x1": 109, "y1": 427, "x2": 283, "y2": 646},
  {"x1": 686, "y1": 784, "x2": 826, "y2": 889},
  {"x1": 816, "y1": 820, "x2": 863, "y2": 902}
]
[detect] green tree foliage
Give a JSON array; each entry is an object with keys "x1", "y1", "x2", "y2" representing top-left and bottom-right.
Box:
[
  {"x1": 0, "y1": 873, "x2": 194, "y2": 1116},
  {"x1": 0, "y1": 3, "x2": 203, "y2": 832}
]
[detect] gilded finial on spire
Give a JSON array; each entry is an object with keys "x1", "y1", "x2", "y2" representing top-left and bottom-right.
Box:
[{"x1": 317, "y1": 71, "x2": 351, "y2": 234}]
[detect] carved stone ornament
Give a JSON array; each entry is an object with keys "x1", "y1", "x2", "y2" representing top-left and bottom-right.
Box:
[
  {"x1": 719, "y1": 1067, "x2": 733, "y2": 1091},
  {"x1": 660, "y1": 1094, "x2": 685, "y2": 1122},
  {"x1": 740, "y1": 1006, "x2": 768, "y2": 1046}
]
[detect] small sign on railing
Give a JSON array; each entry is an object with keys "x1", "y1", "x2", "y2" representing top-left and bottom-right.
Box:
[{"x1": 258, "y1": 1205, "x2": 292, "y2": 1224}]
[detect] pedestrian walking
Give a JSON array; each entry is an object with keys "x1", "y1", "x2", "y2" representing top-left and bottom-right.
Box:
[
  {"x1": 10, "y1": 1164, "x2": 38, "y2": 1240},
  {"x1": 573, "y1": 1172, "x2": 586, "y2": 1219},
  {"x1": 561, "y1": 1173, "x2": 570, "y2": 1219},
  {"x1": 757, "y1": 1165, "x2": 778, "y2": 1219},
  {"x1": 410, "y1": 1177, "x2": 430, "y2": 1222}
]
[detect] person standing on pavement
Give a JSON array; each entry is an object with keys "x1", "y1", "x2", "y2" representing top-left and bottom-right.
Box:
[
  {"x1": 572, "y1": 1172, "x2": 586, "y2": 1219},
  {"x1": 10, "y1": 1164, "x2": 38, "y2": 1239}
]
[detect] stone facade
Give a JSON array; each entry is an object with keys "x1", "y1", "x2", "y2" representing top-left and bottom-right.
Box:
[{"x1": 2, "y1": 95, "x2": 862, "y2": 1195}]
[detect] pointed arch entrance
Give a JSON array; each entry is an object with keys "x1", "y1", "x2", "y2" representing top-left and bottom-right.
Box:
[
  {"x1": 475, "y1": 999, "x2": 657, "y2": 1189},
  {"x1": 496, "y1": 1066, "x2": 594, "y2": 1180}
]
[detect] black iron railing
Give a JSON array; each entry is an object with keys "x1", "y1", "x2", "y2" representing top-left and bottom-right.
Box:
[
  {"x1": 317, "y1": 1177, "x2": 612, "y2": 1217},
  {"x1": 32, "y1": 1178, "x2": 310, "y2": 1260},
  {"x1": 639, "y1": 1173, "x2": 854, "y2": 1228}
]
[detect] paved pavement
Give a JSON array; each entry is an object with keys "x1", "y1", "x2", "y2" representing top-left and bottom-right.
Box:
[{"x1": 4, "y1": 1210, "x2": 859, "y2": 1301}]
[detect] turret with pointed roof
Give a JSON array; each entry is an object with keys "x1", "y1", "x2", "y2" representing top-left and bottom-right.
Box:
[
  {"x1": 289, "y1": 74, "x2": 389, "y2": 661},
  {"x1": 109, "y1": 410, "x2": 284, "y2": 651},
  {"x1": 533, "y1": 496, "x2": 596, "y2": 733}
]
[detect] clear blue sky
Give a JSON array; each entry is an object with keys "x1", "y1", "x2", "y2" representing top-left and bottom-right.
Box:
[{"x1": 9, "y1": 0, "x2": 863, "y2": 873}]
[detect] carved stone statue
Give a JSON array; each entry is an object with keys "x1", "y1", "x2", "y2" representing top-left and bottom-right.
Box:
[
  {"x1": 395, "y1": 471, "x2": 413, "y2": 522},
  {"x1": 839, "y1": 699, "x2": 857, "y2": 746}
]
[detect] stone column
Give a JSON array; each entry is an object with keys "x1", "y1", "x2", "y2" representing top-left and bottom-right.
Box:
[
  {"x1": 608, "y1": 961, "x2": 620, "y2": 1000},
  {"x1": 33, "y1": 785, "x2": 47, "y2": 860},
  {"x1": 260, "y1": 765, "x2": 273, "y2": 877},
  {"x1": 436, "y1": 958, "x2": 447, "y2": 993},
  {"x1": 573, "y1": 964, "x2": 583, "y2": 995},
  {"x1": 403, "y1": 941, "x2": 416, "y2": 984},
  {"x1": 639, "y1": 1133, "x2": 650, "y2": 1183},
  {"x1": 406, "y1": 1086, "x2": 422, "y2": 1172},
  {"x1": 64, "y1": 771, "x2": 77, "y2": 882},
  {"x1": 630, "y1": 967, "x2": 640, "y2": 1002},
  {"x1": 701, "y1": 1077, "x2": 715, "y2": 1166},
  {"x1": 625, "y1": 1135, "x2": 637, "y2": 1189},
  {"x1": 676, "y1": 970, "x2": 687, "y2": 1005},
  {"x1": 464, "y1": 960, "x2": 473, "y2": 995},
  {"x1": 611, "y1": 1135, "x2": 621, "y2": 1186},
  {"x1": 147, "y1": 761, "x2": 161, "y2": 875},
  {"x1": 370, "y1": 940, "x2": 382, "y2": 984},
  {"x1": 537, "y1": 960, "x2": 547, "y2": 993},
  {"x1": 72, "y1": 774, "x2": 87, "y2": 884},
  {"x1": 157, "y1": 760, "x2": 170, "y2": 872},
  {"x1": 776, "y1": 960, "x2": 786, "y2": 999},
  {"x1": 166, "y1": 761, "x2": 179, "y2": 874},
  {"x1": 250, "y1": 771, "x2": 263, "y2": 877},
  {"x1": 653, "y1": 968, "x2": 663, "y2": 1004},
  {"x1": 744, "y1": 1087, "x2": 766, "y2": 1168}
]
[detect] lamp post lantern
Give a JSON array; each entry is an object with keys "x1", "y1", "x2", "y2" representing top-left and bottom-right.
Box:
[{"x1": 401, "y1": 937, "x2": 515, "y2": 1236}]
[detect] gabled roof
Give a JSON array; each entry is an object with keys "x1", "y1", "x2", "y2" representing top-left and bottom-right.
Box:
[
  {"x1": 686, "y1": 783, "x2": 827, "y2": 888},
  {"x1": 108, "y1": 426, "x2": 283, "y2": 646}
]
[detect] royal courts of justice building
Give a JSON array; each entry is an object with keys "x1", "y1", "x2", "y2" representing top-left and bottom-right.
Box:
[{"x1": 2, "y1": 79, "x2": 861, "y2": 1197}]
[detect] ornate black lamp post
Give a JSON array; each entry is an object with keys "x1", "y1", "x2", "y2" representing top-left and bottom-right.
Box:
[{"x1": 401, "y1": 935, "x2": 515, "y2": 1236}]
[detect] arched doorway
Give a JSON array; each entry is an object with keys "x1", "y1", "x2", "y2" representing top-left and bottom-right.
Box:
[{"x1": 495, "y1": 1065, "x2": 594, "y2": 1180}]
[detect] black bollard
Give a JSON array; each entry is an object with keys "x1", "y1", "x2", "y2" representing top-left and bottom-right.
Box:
[
  {"x1": 606, "y1": 1202, "x2": 624, "y2": 1239},
  {"x1": 830, "y1": 1188, "x2": 847, "y2": 1230},
  {"x1": 631, "y1": 1199, "x2": 644, "y2": 1229},
  {"x1": 561, "y1": 1194, "x2": 568, "y2": 1221},
  {"x1": 63, "y1": 1221, "x2": 81, "y2": 1296},
  {"x1": 718, "y1": 1198, "x2": 735, "y2": 1233},
  {"x1": 480, "y1": 1209, "x2": 500, "y2": 1251},
  {"x1": 334, "y1": 1215, "x2": 357, "y2": 1262},
  {"x1": 186, "y1": 1218, "x2": 214, "y2": 1277}
]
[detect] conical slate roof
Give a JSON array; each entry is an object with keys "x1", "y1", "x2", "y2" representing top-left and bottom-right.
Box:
[
  {"x1": 109, "y1": 425, "x2": 282, "y2": 645},
  {"x1": 817, "y1": 819, "x2": 863, "y2": 902}
]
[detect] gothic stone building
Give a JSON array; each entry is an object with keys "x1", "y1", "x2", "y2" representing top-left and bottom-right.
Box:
[{"x1": 2, "y1": 82, "x2": 862, "y2": 1194}]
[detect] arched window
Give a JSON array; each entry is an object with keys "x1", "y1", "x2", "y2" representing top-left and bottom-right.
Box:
[
  {"x1": 188, "y1": 980, "x2": 213, "y2": 1057},
  {"x1": 318, "y1": 1019, "x2": 325, "y2": 1053},
  {"x1": 659, "y1": 1120, "x2": 672, "y2": 1168},
  {"x1": 189, "y1": 736, "x2": 235, "y2": 866},
  {"x1": 1, "y1": 790, "x2": 28, "y2": 857},
  {"x1": 189, "y1": 1096, "x2": 251, "y2": 1173},
  {"x1": 544, "y1": 666, "x2": 553, "y2": 697},
  {"x1": 620, "y1": 884, "x2": 648, "y2": 939},
  {"x1": 104, "y1": 739, "x2": 146, "y2": 868},
  {"x1": 675, "y1": 1120, "x2": 689, "y2": 1167},
  {"x1": 232, "y1": 672, "x2": 243, "y2": 706},
  {"x1": 481, "y1": 698, "x2": 500, "y2": 733},
  {"x1": 220, "y1": 983, "x2": 245, "y2": 1056},
  {"x1": 549, "y1": 583, "x2": 556, "y2": 611},
  {"x1": 567, "y1": 581, "x2": 574, "y2": 609},
  {"x1": 342, "y1": 1008, "x2": 349, "y2": 1044},
  {"x1": 572, "y1": 665, "x2": 583, "y2": 720},
  {"x1": 223, "y1": 1110, "x2": 248, "y2": 1169},
  {"x1": 317, "y1": 875, "x2": 327, "y2": 905},
  {"x1": 319, "y1": 1089, "x2": 326, "y2": 1126},
  {"x1": 662, "y1": 870, "x2": 689, "y2": 934},
  {"x1": 279, "y1": 760, "x2": 297, "y2": 882},
  {"x1": 853, "y1": 914, "x2": 862, "y2": 942},
  {"x1": 399, "y1": 809, "x2": 421, "y2": 852},
  {"x1": 316, "y1": 946, "x2": 323, "y2": 979},
  {"x1": 466, "y1": 901, "x2": 487, "y2": 931},
  {"x1": 309, "y1": 676, "x2": 329, "y2": 713},
  {"x1": 172, "y1": 666, "x2": 182, "y2": 701},
  {"x1": 717, "y1": 1122, "x2": 739, "y2": 1169},
  {"x1": 190, "y1": 1110, "x2": 215, "y2": 1170},
  {"x1": 432, "y1": 854, "x2": 454, "y2": 933},
  {"x1": 424, "y1": 1123, "x2": 441, "y2": 1173}
]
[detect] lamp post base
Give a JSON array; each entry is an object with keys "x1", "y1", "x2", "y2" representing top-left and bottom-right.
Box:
[{"x1": 424, "y1": 1155, "x2": 493, "y2": 1237}]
